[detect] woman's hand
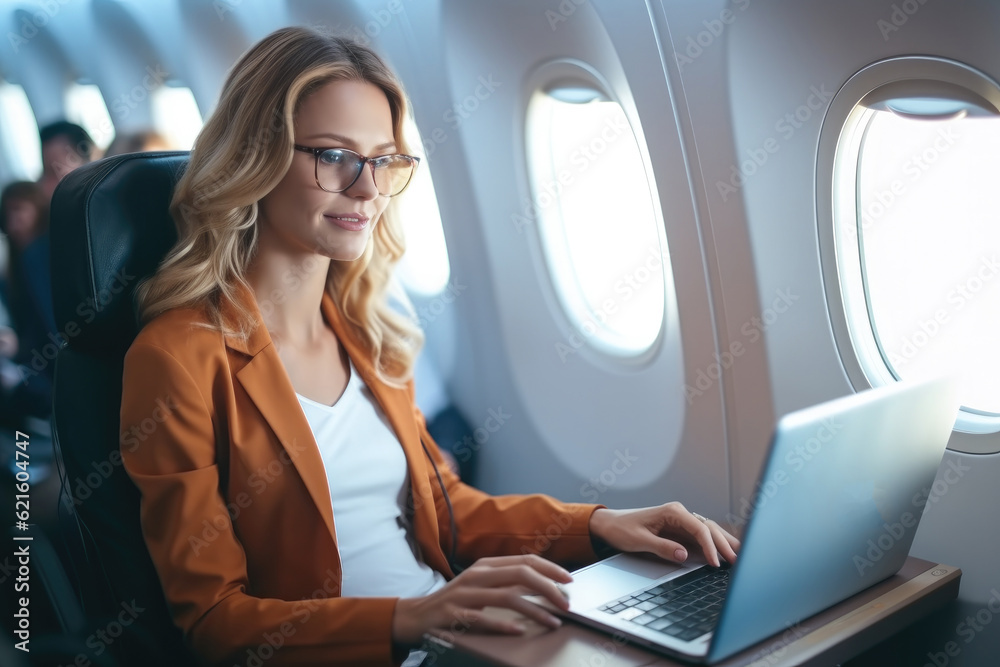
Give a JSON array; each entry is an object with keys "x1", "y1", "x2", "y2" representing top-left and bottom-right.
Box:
[
  {"x1": 391, "y1": 554, "x2": 572, "y2": 645},
  {"x1": 589, "y1": 503, "x2": 740, "y2": 568}
]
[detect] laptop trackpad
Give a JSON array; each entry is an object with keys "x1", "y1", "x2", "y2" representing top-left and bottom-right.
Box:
[
  {"x1": 604, "y1": 552, "x2": 684, "y2": 579},
  {"x1": 566, "y1": 554, "x2": 685, "y2": 611}
]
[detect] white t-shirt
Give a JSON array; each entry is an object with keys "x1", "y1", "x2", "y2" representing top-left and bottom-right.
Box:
[{"x1": 295, "y1": 362, "x2": 448, "y2": 599}]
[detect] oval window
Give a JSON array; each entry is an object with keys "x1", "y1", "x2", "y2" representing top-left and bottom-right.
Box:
[
  {"x1": 855, "y1": 107, "x2": 1000, "y2": 416},
  {"x1": 826, "y1": 58, "x2": 1000, "y2": 442},
  {"x1": 0, "y1": 82, "x2": 40, "y2": 179},
  {"x1": 525, "y1": 73, "x2": 666, "y2": 356},
  {"x1": 66, "y1": 82, "x2": 113, "y2": 151}
]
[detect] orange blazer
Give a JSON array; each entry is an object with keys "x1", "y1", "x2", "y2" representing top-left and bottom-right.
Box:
[{"x1": 120, "y1": 284, "x2": 601, "y2": 666}]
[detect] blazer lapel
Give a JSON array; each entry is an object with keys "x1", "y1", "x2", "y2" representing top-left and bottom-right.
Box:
[{"x1": 222, "y1": 284, "x2": 338, "y2": 549}]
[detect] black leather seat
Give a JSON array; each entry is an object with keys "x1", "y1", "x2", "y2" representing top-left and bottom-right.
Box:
[{"x1": 49, "y1": 152, "x2": 198, "y2": 665}]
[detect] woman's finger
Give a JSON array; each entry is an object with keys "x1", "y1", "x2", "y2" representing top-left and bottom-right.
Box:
[
  {"x1": 624, "y1": 527, "x2": 691, "y2": 564},
  {"x1": 451, "y1": 587, "x2": 563, "y2": 630},
  {"x1": 705, "y1": 521, "x2": 739, "y2": 564},
  {"x1": 472, "y1": 554, "x2": 573, "y2": 583},
  {"x1": 679, "y1": 512, "x2": 721, "y2": 567},
  {"x1": 457, "y1": 564, "x2": 570, "y2": 611},
  {"x1": 717, "y1": 523, "x2": 741, "y2": 552}
]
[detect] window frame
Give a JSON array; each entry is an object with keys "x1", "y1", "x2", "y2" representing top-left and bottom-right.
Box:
[{"x1": 818, "y1": 56, "x2": 1000, "y2": 453}]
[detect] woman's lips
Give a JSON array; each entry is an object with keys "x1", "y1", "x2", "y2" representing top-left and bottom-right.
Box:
[{"x1": 324, "y1": 213, "x2": 370, "y2": 231}]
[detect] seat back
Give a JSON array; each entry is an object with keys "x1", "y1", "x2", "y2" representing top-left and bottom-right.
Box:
[{"x1": 49, "y1": 152, "x2": 198, "y2": 664}]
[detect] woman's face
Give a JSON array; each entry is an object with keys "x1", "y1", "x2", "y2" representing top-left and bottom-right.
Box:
[{"x1": 258, "y1": 79, "x2": 396, "y2": 263}]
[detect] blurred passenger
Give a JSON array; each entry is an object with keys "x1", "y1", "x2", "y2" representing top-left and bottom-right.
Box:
[
  {"x1": 104, "y1": 129, "x2": 173, "y2": 157},
  {"x1": 0, "y1": 181, "x2": 56, "y2": 423},
  {"x1": 37, "y1": 121, "x2": 95, "y2": 200}
]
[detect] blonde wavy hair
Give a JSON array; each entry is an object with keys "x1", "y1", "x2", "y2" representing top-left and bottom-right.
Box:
[{"x1": 136, "y1": 26, "x2": 422, "y2": 386}]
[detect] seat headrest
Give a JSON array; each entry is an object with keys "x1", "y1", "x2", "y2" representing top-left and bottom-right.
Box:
[{"x1": 49, "y1": 151, "x2": 189, "y2": 357}]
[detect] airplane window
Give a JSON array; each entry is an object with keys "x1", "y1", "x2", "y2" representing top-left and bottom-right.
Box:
[
  {"x1": 0, "y1": 82, "x2": 41, "y2": 179},
  {"x1": 526, "y1": 85, "x2": 665, "y2": 356},
  {"x1": 66, "y1": 82, "x2": 114, "y2": 151},
  {"x1": 849, "y1": 107, "x2": 1000, "y2": 417},
  {"x1": 394, "y1": 113, "x2": 450, "y2": 296},
  {"x1": 151, "y1": 85, "x2": 203, "y2": 150}
]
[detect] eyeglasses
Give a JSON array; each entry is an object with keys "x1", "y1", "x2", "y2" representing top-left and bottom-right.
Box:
[{"x1": 293, "y1": 144, "x2": 420, "y2": 197}]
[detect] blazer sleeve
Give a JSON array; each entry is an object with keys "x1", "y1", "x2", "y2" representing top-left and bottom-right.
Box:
[
  {"x1": 410, "y1": 398, "x2": 604, "y2": 570},
  {"x1": 121, "y1": 341, "x2": 401, "y2": 667}
]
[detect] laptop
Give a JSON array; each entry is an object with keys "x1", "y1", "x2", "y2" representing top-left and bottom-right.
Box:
[{"x1": 538, "y1": 377, "x2": 959, "y2": 663}]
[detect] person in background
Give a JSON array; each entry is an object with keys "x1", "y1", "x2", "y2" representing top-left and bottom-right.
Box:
[
  {"x1": 36, "y1": 121, "x2": 95, "y2": 200},
  {"x1": 0, "y1": 181, "x2": 56, "y2": 424},
  {"x1": 0, "y1": 121, "x2": 95, "y2": 422},
  {"x1": 104, "y1": 129, "x2": 173, "y2": 157}
]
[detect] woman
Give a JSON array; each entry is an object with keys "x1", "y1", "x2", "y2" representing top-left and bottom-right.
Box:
[{"x1": 120, "y1": 26, "x2": 739, "y2": 666}]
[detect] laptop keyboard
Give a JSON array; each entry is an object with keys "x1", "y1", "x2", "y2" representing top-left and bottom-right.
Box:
[{"x1": 597, "y1": 566, "x2": 731, "y2": 642}]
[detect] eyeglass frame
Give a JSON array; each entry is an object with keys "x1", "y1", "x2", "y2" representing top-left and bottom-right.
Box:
[{"x1": 293, "y1": 144, "x2": 420, "y2": 197}]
